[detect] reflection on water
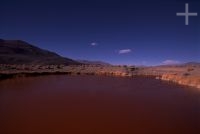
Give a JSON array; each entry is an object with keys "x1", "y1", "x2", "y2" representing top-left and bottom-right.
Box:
[{"x1": 0, "y1": 75, "x2": 200, "y2": 134}]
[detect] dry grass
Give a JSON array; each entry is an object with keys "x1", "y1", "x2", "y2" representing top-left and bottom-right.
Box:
[{"x1": 1, "y1": 64, "x2": 200, "y2": 89}]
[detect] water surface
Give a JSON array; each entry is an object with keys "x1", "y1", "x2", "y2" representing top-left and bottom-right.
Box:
[{"x1": 0, "y1": 75, "x2": 200, "y2": 134}]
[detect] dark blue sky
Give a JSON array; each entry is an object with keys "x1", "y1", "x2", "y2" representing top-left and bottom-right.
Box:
[{"x1": 0, "y1": 0, "x2": 199, "y2": 65}]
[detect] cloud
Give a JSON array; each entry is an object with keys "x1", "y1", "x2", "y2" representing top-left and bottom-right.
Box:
[
  {"x1": 90, "y1": 42, "x2": 98, "y2": 46},
  {"x1": 118, "y1": 49, "x2": 132, "y2": 54},
  {"x1": 162, "y1": 60, "x2": 180, "y2": 65}
]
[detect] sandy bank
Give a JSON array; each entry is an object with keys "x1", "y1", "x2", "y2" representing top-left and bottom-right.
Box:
[
  {"x1": 1, "y1": 64, "x2": 200, "y2": 90},
  {"x1": 161, "y1": 74, "x2": 200, "y2": 89}
]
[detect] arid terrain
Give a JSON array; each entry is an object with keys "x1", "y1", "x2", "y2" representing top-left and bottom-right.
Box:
[
  {"x1": 138, "y1": 63, "x2": 200, "y2": 89},
  {"x1": 0, "y1": 39, "x2": 200, "y2": 89},
  {"x1": 0, "y1": 63, "x2": 200, "y2": 89}
]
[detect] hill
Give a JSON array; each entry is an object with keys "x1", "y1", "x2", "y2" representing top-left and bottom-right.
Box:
[{"x1": 0, "y1": 39, "x2": 79, "y2": 65}]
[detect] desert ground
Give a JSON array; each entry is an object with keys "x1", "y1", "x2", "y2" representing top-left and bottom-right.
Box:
[{"x1": 0, "y1": 64, "x2": 200, "y2": 89}]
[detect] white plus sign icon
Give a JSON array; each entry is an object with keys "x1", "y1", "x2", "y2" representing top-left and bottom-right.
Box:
[{"x1": 176, "y1": 3, "x2": 198, "y2": 25}]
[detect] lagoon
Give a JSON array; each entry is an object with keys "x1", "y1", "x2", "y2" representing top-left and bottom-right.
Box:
[{"x1": 0, "y1": 75, "x2": 200, "y2": 134}]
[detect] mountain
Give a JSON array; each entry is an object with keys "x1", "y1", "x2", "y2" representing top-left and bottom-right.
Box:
[
  {"x1": 182, "y1": 62, "x2": 200, "y2": 67},
  {"x1": 156, "y1": 61, "x2": 200, "y2": 68},
  {"x1": 77, "y1": 60, "x2": 111, "y2": 66},
  {"x1": 0, "y1": 39, "x2": 80, "y2": 65}
]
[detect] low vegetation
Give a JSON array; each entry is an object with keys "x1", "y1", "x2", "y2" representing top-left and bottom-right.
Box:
[{"x1": 1, "y1": 64, "x2": 200, "y2": 89}]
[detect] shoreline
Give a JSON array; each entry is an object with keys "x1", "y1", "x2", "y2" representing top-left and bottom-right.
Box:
[{"x1": 0, "y1": 64, "x2": 200, "y2": 89}]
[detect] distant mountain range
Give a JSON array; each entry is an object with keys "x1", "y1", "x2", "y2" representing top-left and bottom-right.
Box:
[
  {"x1": 157, "y1": 62, "x2": 200, "y2": 68},
  {"x1": 182, "y1": 62, "x2": 200, "y2": 66},
  {"x1": 77, "y1": 60, "x2": 111, "y2": 66},
  {"x1": 0, "y1": 39, "x2": 79, "y2": 65}
]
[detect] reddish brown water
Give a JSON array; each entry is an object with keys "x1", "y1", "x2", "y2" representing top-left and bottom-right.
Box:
[{"x1": 0, "y1": 75, "x2": 200, "y2": 134}]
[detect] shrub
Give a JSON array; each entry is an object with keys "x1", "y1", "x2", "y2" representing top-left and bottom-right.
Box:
[
  {"x1": 187, "y1": 68, "x2": 194, "y2": 72},
  {"x1": 183, "y1": 73, "x2": 190, "y2": 76}
]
